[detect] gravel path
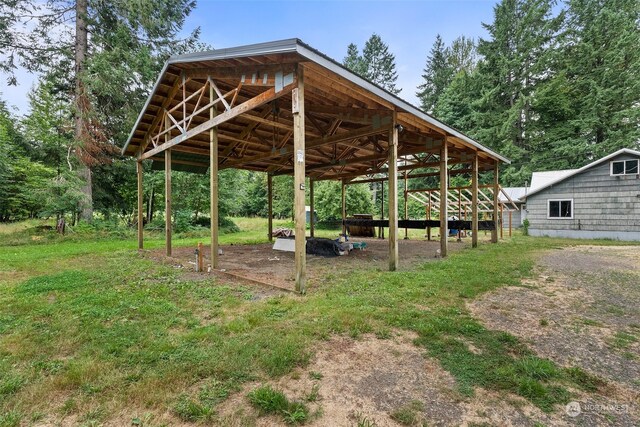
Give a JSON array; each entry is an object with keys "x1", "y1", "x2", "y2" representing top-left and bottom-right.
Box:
[{"x1": 469, "y1": 245, "x2": 640, "y2": 426}]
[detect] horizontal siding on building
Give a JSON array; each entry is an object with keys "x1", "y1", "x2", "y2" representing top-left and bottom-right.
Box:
[
  {"x1": 502, "y1": 209, "x2": 522, "y2": 227},
  {"x1": 525, "y1": 154, "x2": 640, "y2": 234}
]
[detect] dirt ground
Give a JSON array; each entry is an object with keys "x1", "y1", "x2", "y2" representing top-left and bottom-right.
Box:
[
  {"x1": 212, "y1": 245, "x2": 640, "y2": 427},
  {"x1": 148, "y1": 236, "x2": 473, "y2": 292},
  {"x1": 469, "y1": 245, "x2": 640, "y2": 426},
  {"x1": 143, "y1": 242, "x2": 640, "y2": 426},
  {"x1": 215, "y1": 332, "x2": 610, "y2": 427}
]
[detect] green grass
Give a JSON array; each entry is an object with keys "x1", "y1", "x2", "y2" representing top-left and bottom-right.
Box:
[
  {"x1": 390, "y1": 400, "x2": 423, "y2": 425},
  {"x1": 609, "y1": 330, "x2": 638, "y2": 350},
  {"x1": 173, "y1": 394, "x2": 215, "y2": 422},
  {"x1": 247, "y1": 385, "x2": 309, "y2": 424},
  {"x1": 0, "y1": 219, "x2": 634, "y2": 424}
]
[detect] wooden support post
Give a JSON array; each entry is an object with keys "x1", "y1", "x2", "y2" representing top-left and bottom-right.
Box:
[
  {"x1": 403, "y1": 171, "x2": 408, "y2": 240},
  {"x1": 500, "y1": 203, "x2": 504, "y2": 239},
  {"x1": 210, "y1": 84, "x2": 220, "y2": 268},
  {"x1": 472, "y1": 154, "x2": 479, "y2": 248},
  {"x1": 457, "y1": 189, "x2": 462, "y2": 242},
  {"x1": 388, "y1": 119, "x2": 399, "y2": 271},
  {"x1": 492, "y1": 161, "x2": 499, "y2": 243},
  {"x1": 341, "y1": 181, "x2": 346, "y2": 237},
  {"x1": 137, "y1": 160, "x2": 143, "y2": 250},
  {"x1": 293, "y1": 65, "x2": 306, "y2": 294},
  {"x1": 439, "y1": 139, "x2": 448, "y2": 257},
  {"x1": 197, "y1": 242, "x2": 204, "y2": 272},
  {"x1": 379, "y1": 182, "x2": 385, "y2": 239},
  {"x1": 267, "y1": 174, "x2": 273, "y2": 242},
  {"x1": 165, "y1": 148, "x2": 172, "y2": 257},
  {"x1": 427, "y1": 192, "x2": 432, "y2": 241},
  {"x1": 509, "y1": 210, "x2": 512, "y2": 237},
  {"x1": 310, "y1": 179, "x2": 315, "y2": 238}
]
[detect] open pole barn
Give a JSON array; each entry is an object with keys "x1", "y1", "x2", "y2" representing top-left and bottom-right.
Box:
[{"x1": 122, "y1": 39, "x2": 509, "y2": 294}]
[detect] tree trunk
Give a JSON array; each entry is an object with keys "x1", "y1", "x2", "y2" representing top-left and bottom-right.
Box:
[{"x1": 75, "y1": 0, "x2": 92, "y2": 222}]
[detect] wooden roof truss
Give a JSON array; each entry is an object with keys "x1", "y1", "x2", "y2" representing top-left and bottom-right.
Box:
[
  {"x1": 124, "y1": 40, "x2": 508, "y2": 182},
  {"x1": 407, "y1": 185, "x2": 520, "y2": 214}
]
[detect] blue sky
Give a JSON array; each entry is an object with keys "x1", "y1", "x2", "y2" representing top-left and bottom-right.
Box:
[{"x1": 3, "y1": 0, "x2": 498, "y2": 115}]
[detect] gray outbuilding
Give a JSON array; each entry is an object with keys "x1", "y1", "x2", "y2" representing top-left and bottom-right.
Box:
[{"x1": 521, "y1": 148, "x2": 640, "y2": 241}]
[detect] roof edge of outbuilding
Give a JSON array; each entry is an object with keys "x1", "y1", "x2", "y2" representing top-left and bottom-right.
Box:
[
  {"x1": 523, "y1": 148, "x2": 640, "y2": 199},
  {"x1": 122, "y1": 38, "x2": 510, "y2": 164}
]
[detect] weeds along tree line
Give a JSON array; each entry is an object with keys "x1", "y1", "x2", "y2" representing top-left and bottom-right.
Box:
[{"x1": 0, "y1": 0, "x2": 637, "y2": 227}]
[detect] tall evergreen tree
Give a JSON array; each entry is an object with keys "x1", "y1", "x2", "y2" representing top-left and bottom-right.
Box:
[
  {"x1": 474, "y1": 0, "x2": 563, "y2": 184},
  {"x1": 447, "y1": 36, "x2": 478, "y2": 75},
  {"x1": 434, "y1": 71, "x2": 482, "y2": 136},
  {"x1": 361, "y1": 34, "x2": 401, "y2": 94},
  {"x1": 23, "y1": 79, "x2": 74, "y2": 172},
  {"x1": 560, "y1": 0, "x2": 640, "y2": 159},
  {"x1": 1, "y1": 0, "x2": 201, "y2": 220},
  {"x1": 343, "y1": 43, "x2": 366, "y2": 77},
  {"x1": 416, "y1": 35, "x2": 452, "y2": 113},
  {"x1": 343, "y1": 34, "x2": 401, "y2": 94}
]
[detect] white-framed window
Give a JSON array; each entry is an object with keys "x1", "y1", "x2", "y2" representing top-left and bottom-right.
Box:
[
  {"x1": 548, "y1": 199, "x2": 573, "y2": 219},
  {"x1": 610, "y1": 159, "x2": 639, "y2": 176}
]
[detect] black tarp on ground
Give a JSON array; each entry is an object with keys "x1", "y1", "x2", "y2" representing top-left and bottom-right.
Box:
[
  {"x1": 343, "y1": 218, "x2": 496, "y2": 231},
  {"x1": 306, "y1": 238, "x2": 345, "y2": 257}
]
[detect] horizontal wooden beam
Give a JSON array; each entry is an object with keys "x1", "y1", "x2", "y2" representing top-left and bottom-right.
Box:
[
  {"x1": 149, "y1": 156, "x2": 208, "y2": 168},
  {"x1": 222, "y1": 123, "x2": 392, "y2": 170},
  {"x1": 313, "y1": 156, "x2": 474, "y2": 181},
  {"x1": 406, "y1": 183, "x2": 494, "y2": 194},
  {"x1": 305, "y1": 104, "x2": 393, "y2": 125},
  {"x1": 140, "y1": 81, "x2": 296, "y2": 160},
  {"x1": 347, "y1": 168, "x2": 474, "y2": 185},
  {"x1": 183, "y1": 64, "x2": 296, "y2": 82},
  {"x1": 284, "y1": 146, "x2": 451, "y2": 178}
]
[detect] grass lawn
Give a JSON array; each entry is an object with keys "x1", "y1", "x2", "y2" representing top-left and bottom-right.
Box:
[{"x1": 0, "y1": 218, "x2": 631, "y2": 426}]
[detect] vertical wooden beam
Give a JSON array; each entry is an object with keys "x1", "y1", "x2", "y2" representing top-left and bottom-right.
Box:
[
  {"x1": 388, "y1": 119, "x2": 399, "y2": 271},
  {"x1": 509, "y1": 210, "x2": 512, "y2": 237},
  {"x1": 500, "y1": 203, "x2": 504, "y2": 239},
  {"x1": 165, "y1": 148, "x2": 172, "y2": 257},
  {"x1": 439, "y1": 138, "x2": 448, "y2": 257},
  {"x1": 210, "y1": 85, "x2": 219, "y2": 268},
  {"x1": 403, "y1": 171, "x2": 408, "y2": 240},
  {"x1": 341, "y1": 181, "x2": 346, "y2": 237},
  {"x1": 379, "y1": 182, "x2": 385, "y2": 239},
  {"x1": 472, "y1": 154, "x2": 479, "y2": 248},
  {"x1": 310, "y1": 179, "x2": 315, "y2": 238},
  {"x1": 457, "y1": 189, "x2": 462, "y2": 242},
  {"x1": 492, "y1": 161, "x2": 499, "y2": 243},
  {"x1": 293, "y1": 65, "x2": 306, "y2": 294},
  {"x1": 427, "y1": 192, "x2": 432, "y2": 241},
  {"x1": 267, "y1": 174, "x2": 273, "y2": 242},
  {"x1": 464, "y1": 202, "x2": 468, "y2": 238},
  {"x1": 197, "y1": 242, "x2": 204, "y2": 272},
  {"x1": 137, "y1": 160, "x2": 143, "y2": 250}
]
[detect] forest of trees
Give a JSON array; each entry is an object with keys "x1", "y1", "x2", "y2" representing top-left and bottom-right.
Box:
[{"x1": 0, "y1": 0, "x2": 637, "y2": 227}]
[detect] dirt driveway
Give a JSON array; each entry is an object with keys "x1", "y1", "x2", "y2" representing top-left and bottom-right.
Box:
[{"x1": 470, "y1": 245, "x2": 640, "y2": 426}]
